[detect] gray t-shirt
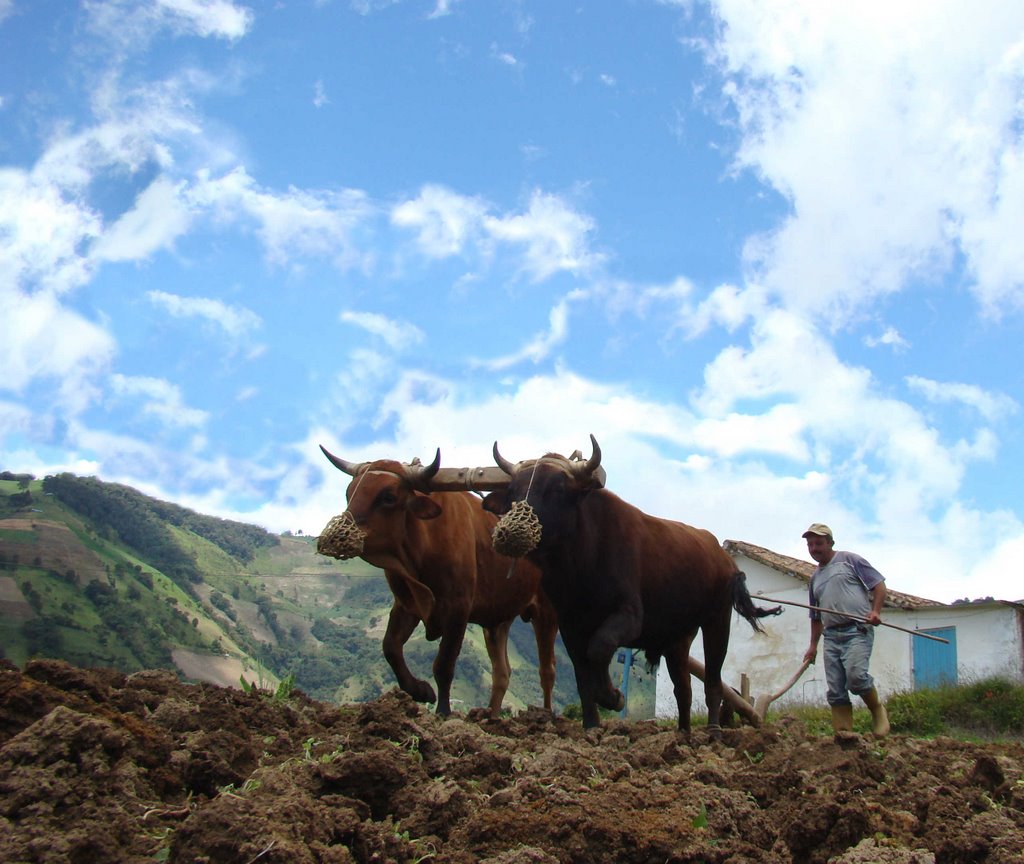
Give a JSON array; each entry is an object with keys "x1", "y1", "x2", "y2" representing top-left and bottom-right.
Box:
[{"x1": 809, "y1": 550, "x2": 885, "y2": 629}]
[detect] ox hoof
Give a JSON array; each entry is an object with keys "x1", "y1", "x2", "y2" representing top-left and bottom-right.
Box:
[
  {"x1": 706, "y1": 723, "x2": 723, "y2": 741},
  {"x1": 405, "y1": 682, "x2": 437, "y2": 704},
  {"x1": 597, "y1": 688, "x2": 625, "y2": 712}
]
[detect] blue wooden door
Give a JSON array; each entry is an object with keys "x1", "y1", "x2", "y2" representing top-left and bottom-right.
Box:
[{"x1": 913, "y1": 627, "x2": 957, "y2": 689}]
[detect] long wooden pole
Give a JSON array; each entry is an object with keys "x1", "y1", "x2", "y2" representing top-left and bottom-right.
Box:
[{"x1": 755, "y1": 595, "x2": 950, "y2": 643}]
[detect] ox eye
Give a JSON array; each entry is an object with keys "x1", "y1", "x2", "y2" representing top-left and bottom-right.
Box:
[{"x1": 376, "y1": 489, "x2": 398, "y2": 507}]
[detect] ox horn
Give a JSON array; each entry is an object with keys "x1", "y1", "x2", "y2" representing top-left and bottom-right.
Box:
[
  {"x1": 570, "y1": 434, "x2": 605, "y2": 487},
  {"x1": 405, "y1": 448, "x2": 441, "y2": 491},
  {"x1": 492, "y1": 441, "x2": 516, "y2": 476},
  {"x1": 319, "y1": 444, "x2": 370, "y2": 477}
]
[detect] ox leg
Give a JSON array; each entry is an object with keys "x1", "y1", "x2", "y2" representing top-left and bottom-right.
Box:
[
  {"x1": 383, "y1": 603, "x2": 436, "y2": 705},
  {"x1": 664, "y1": 635, "x2": 696, "y2": 735},
  {"x1": 701, "y1": 615, "x2": 732, "y2": 740},
  {"x1": 482, "y1": 620, "x2": 513, "y2": 719},
  {"x1": 530, "y1": 599, "x2": 559, "y2": 713},
  {"x1": 432, "y1": 621, "x2": 467, "y2": 717},
  {"x1": 573, "y1": 665, "x2": 602, "y2": 729},
  {"x1": 587, "y1": 607, "x2": 640, "y2": 712},
  {"x1": 563, "y1": 631, "x2": 602, "y2": 728}
]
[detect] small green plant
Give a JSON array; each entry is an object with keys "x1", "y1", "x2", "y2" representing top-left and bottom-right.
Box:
[
  {"x1": 239, "y1": 667, "x2": 295, "y2": 702},
  {"x1": 389, "y1": 734, "x2": 423, "y2": 762},
  {"x1": 217, "y1": 777, "x2": 261, "y2": 799},
  {"x1": 273, "y1": 672, "x2": 296, "y2": 702},
  {"x1": 743, "y1": 749, "x2": 764, "y2": 765},
  {"x1": 146, "y1": 827, "x2": 173, "y2": 862},
  {"x1": 394, "y1": 829, "x2": 437, "y2": 864},
  {"x1": 692, "y1": 802, "x2": 709, "y2": 830}
]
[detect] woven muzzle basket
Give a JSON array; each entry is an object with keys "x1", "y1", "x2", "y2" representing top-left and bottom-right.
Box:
[
  {"x1": 316, "y1": 512, "x2": 366, "y2": 559},
  {"x1": 492, "y1": 500, "x2": 542, "y2": 558}
]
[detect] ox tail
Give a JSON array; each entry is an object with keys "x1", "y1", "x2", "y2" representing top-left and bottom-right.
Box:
[{"x1": 732, "y1": 571, "x2": 783, "y2": 633}]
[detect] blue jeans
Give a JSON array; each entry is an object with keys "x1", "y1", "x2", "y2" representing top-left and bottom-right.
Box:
[{"x1": 823, "y1": 624, "x2": 875, "y2": 706}]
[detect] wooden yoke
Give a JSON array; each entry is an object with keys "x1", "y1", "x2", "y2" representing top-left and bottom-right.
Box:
[
  {"x1": 422, "y1": 466, "x2": 514, "y2": 493},
  {"x1": 423, "y1": 458, "x2": 607, "y2": 494},
  {"x1": 421, "y1": 440, "x2": 608, "y2": 495}
]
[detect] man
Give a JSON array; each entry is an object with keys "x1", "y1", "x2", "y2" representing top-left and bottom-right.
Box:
[{"x1": 801, "y1": 523, "x2": 890, "y2": 737}]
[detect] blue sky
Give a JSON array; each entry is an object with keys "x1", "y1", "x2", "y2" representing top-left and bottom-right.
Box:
[{"x1": 2, "y1": 0, "x2": 1023, "y2": 604}]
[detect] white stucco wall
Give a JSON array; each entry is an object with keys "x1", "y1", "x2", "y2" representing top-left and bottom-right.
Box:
[{"x1": 655, "y1": 552, "x2": 1024, "y2": 720}]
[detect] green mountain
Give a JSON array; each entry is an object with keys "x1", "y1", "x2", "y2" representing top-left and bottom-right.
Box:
[{"x1": 1, "y1": 472, "x2": 658, "y2": 716}]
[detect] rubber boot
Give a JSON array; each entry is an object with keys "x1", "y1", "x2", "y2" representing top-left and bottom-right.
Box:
[
  {"x1": 861, "y1": 687, "x2": 890, "y2": 737},
  {"x1": 830, "y1": 703, "x2": 854, "y2": 733}
]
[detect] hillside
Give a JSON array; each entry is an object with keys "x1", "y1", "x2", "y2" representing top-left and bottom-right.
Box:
[{"x1": 0, "y1": 472, "x2": 648, "y2": 716}]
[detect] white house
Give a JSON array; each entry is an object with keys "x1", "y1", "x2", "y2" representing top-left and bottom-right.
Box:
[{"x1": 654, "y1": 539, "x2": 1024, "y2": 720}]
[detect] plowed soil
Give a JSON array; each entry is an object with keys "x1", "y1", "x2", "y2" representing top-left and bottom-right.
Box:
[{"x1": 2, "y1": 659, "x2": 1022, "y2": 863}]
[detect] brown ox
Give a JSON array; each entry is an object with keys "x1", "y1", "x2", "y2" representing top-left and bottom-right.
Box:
[
  {"x1": 482, "y1": 435, "x2": 780, "y2": 732},
  {"x1": 317, "y1": 445, "x2": 558, "y2": 718}
]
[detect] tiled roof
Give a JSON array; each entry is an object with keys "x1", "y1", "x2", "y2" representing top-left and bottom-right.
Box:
[{"x1": 723, "y1": 539, "x2": 946, "y2": 610}]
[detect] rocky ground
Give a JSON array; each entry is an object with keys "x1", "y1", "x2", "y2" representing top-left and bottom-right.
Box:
[{"x1": 1, "y1": 658, "x2": 1023, "y2": 863}]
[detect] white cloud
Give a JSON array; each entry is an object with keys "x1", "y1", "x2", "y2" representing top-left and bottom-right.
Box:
[
  {"x1": 155, "y1": 0, "x2": 253, "y2": 39},
  {"x1": 678, "y1": 281, "x2": 768, "y2": 338},
  {"x1": 689, "y1": 306, "x2": 995, "y2": 529},
  {"x1": 0, "y1": 290, "x2": 114, "y2": 412},
  {"x1": 0, "y1": 168, "x2": 101, "y2": 295},
  {"x1": 960, "y1": 146, "x2": 1024, "y2": 315},
  {"x1": 481, "y1": 295, "x2": 573, "y2": 370},
  {"x1": 190, "y1": 167, "x2": 377, "y2": 271},
  {"x1": 340, "y1": 310, "x2": 425, "y2": 351},
  {"x1": 392, "y1": 185, "x2": 602, "y2": 283},
  {"x1": 484, "y1": 190, "x2": 603, "y2": 282},
  {"x1": 350, "y1": 0, "x2": 401, "y2": 16},
  {"x1": 94, "y1": 177, "x2": 192, "y2": 262},
  {"x1": 313, "y1": 80, "x2": 329, "y2": 108},
  {"x1": 391, "y1": 185, "x2": 489, "y2": 258},
  {"x1": 86, "y1": 0, "x2": 253, "y2": 47},
  {"x1": 109, "y1": 373, "x2": 209, "y2": 428},
  {"x1": 906, "y1": 375, "x2": 1018, "y2": 423},
  {"x1": 864, "y1": 327, "x2": 910, "y2": 351},
  {"x1": 490, "y1": 43, "x2": 519, "y2": 67},
  {"x1": 333, "y1": 348, "x2": 395, "y2": 410},
  {"x1": 0, "y1": 400, "x2": 50, "y2": 443},
  {"x1": 601, "y1": 275, "x2": 694, "y2": 322},
  {"x1": 427, "y1": 0, "x2": 463, "y2": 19},
  {"x1": 708, "y1": 0, "x2": 1024, "y2": 316},
  {"x1": 692, "y1": 404, "x2": 807, "y2": 459},
  {"x1": 147, "y1": 289, "x2": 263, "y2": 341},
  {"x1": 967, "y1": 532, "x2": 1024, "y2": 601}
]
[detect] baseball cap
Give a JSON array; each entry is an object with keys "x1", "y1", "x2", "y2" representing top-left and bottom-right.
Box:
[{"x1": 802, "y1": 523, "x2": 833, "y2": 539}]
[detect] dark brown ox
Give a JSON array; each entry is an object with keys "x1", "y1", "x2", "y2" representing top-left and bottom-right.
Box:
[
  {"x1": 317, "y1": 445, "x2": 558, "y2": 718},
  {"x1": 483, "y1": 435, "x2": 780, "y2": 732}
]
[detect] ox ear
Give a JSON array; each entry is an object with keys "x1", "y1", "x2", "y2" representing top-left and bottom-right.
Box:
[
  {"x1": 407, "y1": 493, "x2": 443, "y2": 521},
  {"x1": 481, "y1": 490, "x2": 511, "y2": 515}
]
